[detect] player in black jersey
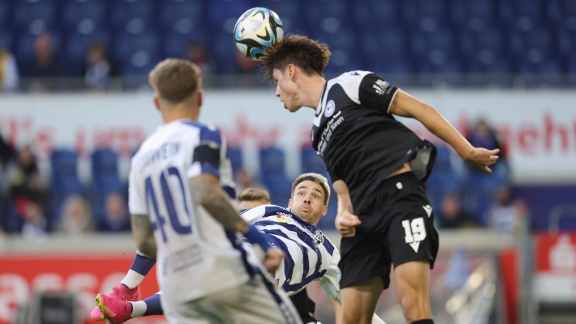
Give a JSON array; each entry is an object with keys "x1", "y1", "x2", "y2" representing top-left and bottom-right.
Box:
[{"x1": 262, "y1": 35, "x2": 500, "y2": 324}]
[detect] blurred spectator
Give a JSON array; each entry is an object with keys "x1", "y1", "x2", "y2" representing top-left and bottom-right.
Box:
[
  {"x1": 21, "y1": 200, "x2": 48, "y2": 238},
  {"x1": 80, "y1": 42, "x2": 119, "y2": 91},
  {"x1": 235, "y1": 167, "x2": 258, "y2": 192},
  {"x1": 19, "y1": 32, "x2": 65, "y2": 91},
  {"x1": 485, "y1": 186, "x2": 528, "y2": 234},
  {"x1": 56, "y1": 194, "x2": 94, "y2": 235},
  {"x1": 97, "y1": 192, "x2": 130, "y2": 232},
  {"x1": 0, "y1": 134, "x2": 15, "y2": 169},
  {"x1": 186, "y1": 42, "x2": 213, "y2": 75},
  {"x1": 5, "y1": 145, "x2": 50, "y2": 231},
  {"x1": 0, "y1": 46, "x2": 19, "y2": 91},
  {"x1": 436, "y1": 192, "x2": 479, "y2": 229}
]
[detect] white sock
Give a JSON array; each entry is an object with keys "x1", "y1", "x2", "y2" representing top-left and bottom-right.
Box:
[
  {"x1": 120, "y1": 270, "x2": 145, "y2": 289},
  {"x1": 131, "y1": 301, "x2": 147, "y2": 318}
]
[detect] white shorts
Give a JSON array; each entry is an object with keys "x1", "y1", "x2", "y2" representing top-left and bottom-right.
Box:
[{"x1": 165, "y1": 274, "x2": 302, "y2": 324}]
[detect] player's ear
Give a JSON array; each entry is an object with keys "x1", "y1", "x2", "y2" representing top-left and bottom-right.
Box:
[
  {"x1": 152, "y1": 95, "x2": 161, "y2": 111},
  {"x1": 197, "y1": 90, "x2": 203, "y2": 108},
  {"x1": 287, "y1": 64, "x2": 295, "y2": 79},
  {"x1": 321, "y1": 204, "x2": 328, "y2": 217}
]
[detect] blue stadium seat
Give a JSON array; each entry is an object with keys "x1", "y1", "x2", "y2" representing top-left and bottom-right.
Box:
[
  {"x1": 352, "y1": 0, "x2": 400, "y2": 29},
  {"x1": 91, "y1": 148, "x2": 119, "y2": 179},
  {"x1": 0, "y1": 1, "x2": 12, "y2": 31},
  {"x1": 0, "y1": 32, "x2": 12, "y2": 51},
  {"x1": 163, "y1": 32, "x2": 208, "y2": 59},
  {"x1": 558, "y1": 29, "x2": 576, "y2": 61},
  {"x1": 64, "y1": 27, "x2": 111, "y2": 72},
  {"x1": 61, "y1": 0, "x2": 108, "y2": 31},
  {"x1": 109, "y1": 0, "x2": 157, "y2": 29},
  {"x1": 159, "y1": 0, "x2": 204, "y2": 32},
  {"x1": 258, "y1": 146, "x2": 291, "y2": 205},
  {"x1": 208, "y1": 30, "x2": 237, "y2": 74},
  {"x1": 450, "y1": 0, "x2": 496, "y2": 25},
  {"x1": 226, "y1": 146, "x2": 244, "y2": 177},
  {"x1": 401, "y1": 0, "x2": 447, "y2": 26},
  {"x1": 498, "y1": 0, "x2": 543, "y2": 25},
  {"x1": 266, "y1": 0, "x2": 302, "y2": 33},
  {"x1": 362, "y1": 28, "x2": 407, "y2": 63},
  {"x1": 300, "y1": 146, "x2": 327, "y2": 176},
  {"x1": 409, "y1": 27, "x2": 455, "y2": 59},
  {"x1": 50, "y1": 149, "x2": 84, "y2": 222},
  {"x1": 13, "y1": 0, "x2": 58, "y2": 31},
  {"x1": 304, "y1": 0, "x2": 349, "y2": 31},
  {"x1": 259, "y1": 147, "x2": 287, "y2": 179},
  {"x1": 112, "y1": 28, "x2": 161, "y2": 75},
  {"x1": 207, "y1": 0, "x2": 254, "y2": 28}
]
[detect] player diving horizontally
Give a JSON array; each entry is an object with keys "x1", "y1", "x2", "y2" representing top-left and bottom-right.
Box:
[{"x1": 92, "y1": 173, "x2": 386, "y2": 323}]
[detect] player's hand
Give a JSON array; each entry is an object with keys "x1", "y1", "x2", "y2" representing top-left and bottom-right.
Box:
[
  {"x1": 335, "y1": 211, "x2": 361, "y2": 238},
  {"x1": 263, "y1": 247, "x2": 283, "y2": 275},
  {"x1": 464, "y1": 148, "x2": 500, "y2": 174}
]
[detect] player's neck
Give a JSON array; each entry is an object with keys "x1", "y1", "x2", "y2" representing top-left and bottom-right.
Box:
[
  {"x1": 300, "y1": 76, "x2": 326, "y2": 109},
  {"x1": 162, "y1": 105, "x2": 200, "y2": 124}
]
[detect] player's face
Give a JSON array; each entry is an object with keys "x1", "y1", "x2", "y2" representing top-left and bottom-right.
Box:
[
  {"x1": 288, "y1": 180, "x2": 328, "y2": 226},
  {"x1": 273, "y1": 67, "x2": 301, "y2": 112}
]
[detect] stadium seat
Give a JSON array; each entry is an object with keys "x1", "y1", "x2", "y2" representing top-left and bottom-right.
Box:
[
  {"x1": 13, "y1": 0, "x2": 58, "y2": 31},
  {"x1": 91, "y1": 148, "x2": 119, "y2": 179},
  {"x1": 49, "y1": 149, "x2": 85, "y2": 223},
  {"x1": 112, "y1": 28, "x2": 161, "y2": 75},
  {"x1": 207, "y1": 0, "x2": 254, "y2": 29},
  {"x1": 64, "y1": 27, "x2": 111, "y2": 73},
  {"x1": 159, "y1": 0, "x2": 205, "y2": 33},
  {"x1": 362, "y1": 28, "x2": 407, "y2": 63},
  {"x1": 450, "y1": 0, "x2": 496, "y2": 26},
  {"x1": 226, "y1": 146, "x2": 244, "y2": 177},
  {"x1": 109, "y1": 0, "x2": 157, "y2": 30},
  {"x1": 300, "y1": 146, "x2": 327, "y2": 176},
  {"x1": 61, "y1": 0, "x2": 108, "y2": 32},
  {"x1": 304, "y1": 0, "x2": 349, "y2": 31},
  {"x1": 401, "y1": 0, "x2": 447, "y2": 27},
  {"x1": 352, "y1": 0, "x2": 400, "y2": 29}
]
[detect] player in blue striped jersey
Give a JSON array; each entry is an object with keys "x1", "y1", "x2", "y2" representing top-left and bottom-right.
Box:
[{"x1": 92, "y1": 172, "x2": 386, "y2": 323}]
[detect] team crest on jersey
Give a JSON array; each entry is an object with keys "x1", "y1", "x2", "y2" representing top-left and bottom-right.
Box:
[
  {"x1": 324, "y1": 100, "x2": 335, "y2": 117},
  {"x1": 314, "y1": 230, "x2": 324, "y2": 244}
]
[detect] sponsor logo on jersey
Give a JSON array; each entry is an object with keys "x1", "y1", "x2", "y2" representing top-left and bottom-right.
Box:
[
  {"x1": 373, "y1": 79, "x2": 390, "y2": 95},
  {"x1": 324, "y1": 100, "x2": 335, "y2": 117},
  {"x1": 275, "y1": 215, "x2": 289, "y2": 223}
]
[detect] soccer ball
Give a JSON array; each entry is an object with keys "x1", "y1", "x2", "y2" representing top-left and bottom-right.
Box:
[{"x1": 233, "y1": 7, "x2": 284, "y2": 61}]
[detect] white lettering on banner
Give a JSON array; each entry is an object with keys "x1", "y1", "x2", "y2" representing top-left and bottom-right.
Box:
[
  {"x1": 0, "y1": 272, "x2": 124, "y2": 322},
  {"x1": 0, "y1": 91, "x2": 575, "y2": 184}
]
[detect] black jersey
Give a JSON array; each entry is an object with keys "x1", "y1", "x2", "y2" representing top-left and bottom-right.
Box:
[{"x1": 310, "y1": 70, "x2": 437, "y2": 213}]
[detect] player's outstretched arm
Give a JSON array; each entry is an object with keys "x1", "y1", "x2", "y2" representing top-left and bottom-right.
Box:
[
  {"x1": 333, "y1": 180, "x2": 361, "y2": 237},
  {"x1": 389, "y1": 90, "x2": 500, "y2": 173},
  {"x1": 131, "y1": 214, "x2": 157, "y2": 260},
  {"x1": 190, "y1": 173, "x2": 283, "y2": 273}
]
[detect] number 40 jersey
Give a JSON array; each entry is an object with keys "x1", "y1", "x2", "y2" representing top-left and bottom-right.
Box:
[{"x1": 128, "y1": 119, "x2": 253, "y2": 309}]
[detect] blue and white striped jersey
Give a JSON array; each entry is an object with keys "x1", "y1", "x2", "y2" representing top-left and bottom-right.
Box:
[{"x1": 242, "y1": 205, "x2": 341, "y2": 300}]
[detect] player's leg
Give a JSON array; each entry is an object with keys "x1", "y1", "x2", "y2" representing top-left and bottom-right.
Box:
[
  {"x1": 166, "y1": 275, "x2": 302, "y2": 324},
  {"x1": 340, "y1": 277, "x2": 385, "y2": 324},
  {"x1": 394, "y1": 261, "x2": 432, "y2": 322},
  {"x1": 90, "y1": 249, "x2": 155, "y2": 320},
  {"x1": 96, "y1": 292, "x2": 163, "y2": 323},
  {"x1": 387, "y1": 173, "x2": 439, "y2": 323},
  {"x1": 338, "y1": 233, "x2": 390, "y2": 324},
  {"x1": 290, "y1": 288, "x2": 320, "y2": 323}
]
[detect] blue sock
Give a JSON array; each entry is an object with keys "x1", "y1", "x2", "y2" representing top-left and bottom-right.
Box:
[
  {"x1": 121, "y1": 250, "x2": 156, "y2": 288},
  {"x1": 143, "y1": 293, "x2": 164, "y2": 316}
]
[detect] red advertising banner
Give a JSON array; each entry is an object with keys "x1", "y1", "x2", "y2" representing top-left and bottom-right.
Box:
[
  {"x1": 534, "y1": 233, "x2": 576, "y2": 302},
  {"x1": 0, "y1": 254, "x2": 164, "y2": 324}
]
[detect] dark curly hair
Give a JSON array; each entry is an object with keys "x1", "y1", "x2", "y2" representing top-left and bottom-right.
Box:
[{"x1": 261, "y1": 34, "x2": 331, "y2": 80}]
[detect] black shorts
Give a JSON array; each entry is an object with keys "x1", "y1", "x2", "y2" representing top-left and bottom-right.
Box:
[{"x1": 339, "y1": 172, "x2": 439, "y2": 289}]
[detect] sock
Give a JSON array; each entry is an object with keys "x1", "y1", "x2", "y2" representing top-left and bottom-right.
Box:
[
  {"x1": 411, "y1": 320, "x2": 434, "y2": 324},
  {"x1": 121, "y1": 250, "x2": 156, "y2": 289},
  {"x1": 131, "y1": 293, "x2": 164, "y2": 317}
]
